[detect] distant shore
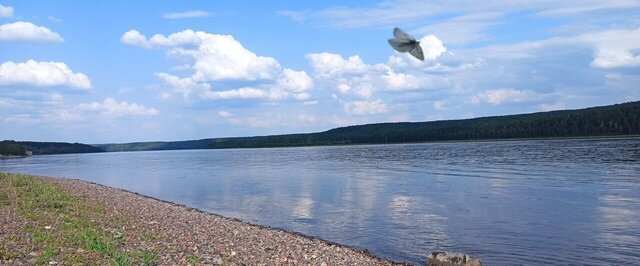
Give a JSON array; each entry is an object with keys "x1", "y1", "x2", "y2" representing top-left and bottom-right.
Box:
[{"x1": 0, "y1": 173, "x2": 406, "y2": 265}]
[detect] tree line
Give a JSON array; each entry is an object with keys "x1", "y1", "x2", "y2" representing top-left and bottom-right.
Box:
[
  {"x1": 0, "y1": 140, "x2": 26, "y2": 156},
  {"x1": 208, "y1": 101, "x2": 640, "y2": 149}
]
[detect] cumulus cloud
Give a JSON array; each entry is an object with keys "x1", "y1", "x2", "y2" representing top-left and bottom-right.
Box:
[
  {"x1": 221, "y1": 112, "x2": 320, "y2": 128},
  {"x1": 273, "y1": 68, "x2": 313, "y2": 100},
  {"x1": 344, "y1": 99, "x2": 389, "y2": 115},
  {"x1": 201, "y1": 87, "x2": 269, "y2": 100},
  {"x1": 0, "y1": 4, "x2": 13, "y2": 18},
  {"x1": 0, "y1": 60, "x2": 91, "y2": 89},
  {"x1": 382, "y1": 70, "x2": 424, "y2": 90},
  {"x1": 191, "y1": 34, "x2": 281, "y2": 81},
  {"x1": 470, "y1": 88, "x2": 538, "y2": 105},
  {"x1": 120, "y1": 30, "x2": 151, "y2": 48},
  {"x1": 122, "y1": 29, "x2": 282, "y2": 82},
  {"x1": 302, "y1": 36, "x2": 446, "y2": 105},
  {"x1": 0, "y1": 21, "x2": 64, "y2": 43},
  {"x1": 163, "y1": 10, "x2": 211, "y2": 19},
  {"x1": 125, "y1": 29, "x2": 312, "y2": 101},
  {"x1": 154, "y1": 73, "x2": 211, "y2": 100},
  {"x1": 306, "y1": 53, "x2": 369, "y2": 77},
  {"x1": 586, "y1": 28, "x2": 640, "y2": 68},
  {"x1": 78, "y1": 98, "x2": 158, "y2": 117},
  {"x1": 306, "y1": 52, "x2": 432, "y2": 99}
]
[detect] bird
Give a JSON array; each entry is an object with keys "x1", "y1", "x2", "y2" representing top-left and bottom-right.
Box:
[{"x1": 388, "y1": 27, "x2": 424, "y2": 61}]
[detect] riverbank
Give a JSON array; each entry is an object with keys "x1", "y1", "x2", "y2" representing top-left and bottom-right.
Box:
[{"x1": 0, "y1": 173, "x2": 405, "y2": 265}]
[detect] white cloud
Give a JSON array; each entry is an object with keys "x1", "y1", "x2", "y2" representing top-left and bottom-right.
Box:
[
  {"x1": 127, "y1": 29, "x2": 314, "y2": 102},
  {"x1": 535, "y1": 1, "x2": 640, "y2": 17},
  {"x1": 585, "y1": 28, "x2": 640, "y2": 68},
  {"x1": 419, "y1": 35, "x2": 448, "y2": 61},
  {"x1": 162, "y1": 10, "x2": 211, "y2": 19},
  {"x1": 307, "y1": 52, "x2": 435, "y2": 100},
  {"x1": 78, "y1": 98, "x2": 158, "y2": 117},
  {"x1": 154, "y1": 73, "x2": 211, "y2": 100},
  {"x1": 471, "y1": 88, "x2": 538, "y2": 105},
  {"x1": 0, "y1": 97, "x2": 18, "y2": 108},
  {"x1": 123, "y1": 30, "x2": 281, "y2": 81},
  {"x1": 470, "y1": 27, "x2": 640, "y2": 69},
  {"x1": 192, "y1": 34, "x2": 281, "y2": 81},
  {"x1": 222, "y1": 112, "x2": 320, "y2": 128},
  {"x1": 48, "y1": 16, "x2": 62, "y2": 23},
  {"x1": 121, "y1": 29, "x2": 203, "y2": 49},
  {"x1": 282, "y1": 0, "x2": 640, "y2": 29},
  {"x1": 121, "y1": 30, "x2": 152, "y2": 48},
  {"x1": 201, "y1": 87, "x2": 269, "y2": 100},
  {"x1": 306, "y1": 53, "x2": 369, "y2": 77},
  {"x1": 539, "y1": 102, "x2": 566, "y2": 111},
  {"x1": 414, "y1": 12, "x2": 501, "y2": 45},
  {"x1": 344, "y1": 99, "x2": 389, "y2": 115},
  {"x1": 218, "y1": 110, "x2": 233, "y2": 118},
  {"x1": 382, "y1": 70, "x2": 424, "y2": 90},
  {"x1": 0, "y1": 21, "x2": 64, "y2": 43},
  {"x1": 0, "y1": 60, "x2": 91, "y2": 89},
  {"x1": 433, "y1": 100, "x2": 448, "y2": 110},
  {"x1": 0, "y1": 4, "x2": 13, "y2": 18},
  {"x1": 277, "y1": 68, "x2": 313, "y2": 93}
]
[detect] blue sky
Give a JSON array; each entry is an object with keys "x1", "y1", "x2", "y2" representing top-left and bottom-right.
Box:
[{"x1": 1, "y1": 1, "x2": 639, "y2": 143}]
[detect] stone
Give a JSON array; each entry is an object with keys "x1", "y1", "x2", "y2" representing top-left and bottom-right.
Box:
[{"x1": 427, "y1": 251, "x2": 482, "y2": 266}]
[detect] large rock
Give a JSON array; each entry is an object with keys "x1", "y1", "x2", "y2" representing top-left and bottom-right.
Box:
[{"x1": 426, "y1": 252, "x2": 482, "y2": 266}]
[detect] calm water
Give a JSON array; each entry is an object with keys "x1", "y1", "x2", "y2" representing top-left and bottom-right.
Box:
[{"x1": 2, "y1": 138, "x2": 639, "y2": 265}]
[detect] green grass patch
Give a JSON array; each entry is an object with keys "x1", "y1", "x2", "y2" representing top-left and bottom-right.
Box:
[
  {"x1": 186, "y1": 253, "x2": 201, "y2": 264},
  {"x1": 112, "y1": 252, "x2": 132, "y2": 266},
  {"x1": 131, "y1": 250, "x2": 158, "y2": 266},
  {"x1": 0, "y1": 173, "x2": 156, "y2": 265},
  {"x1": 0, "y1": 189, "x2": 8, "y2": 206}
]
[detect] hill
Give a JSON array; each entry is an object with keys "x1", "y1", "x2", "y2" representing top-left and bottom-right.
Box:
[
  {"x1": 94, "y1": 139, "x2": 216, "y2": 152},
  {"x1": 0, "y1": 140, "x2": 27, "y2": 156},
  {"x1": 207, "y1": 101, "x2": 640, "y2": 149},
  {"x1": 18, "y1": 141, "x2": 105, "y2": 155},
  {"x1": 93, "y1": 101, "x2": 639, "y2": 151}
]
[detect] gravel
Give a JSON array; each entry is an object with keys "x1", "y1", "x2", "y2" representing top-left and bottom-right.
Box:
[{"x1": 41, "y1": 177, "x2": 409, "y2": 265}]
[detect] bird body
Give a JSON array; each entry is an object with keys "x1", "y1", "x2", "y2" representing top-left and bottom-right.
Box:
[{"x1": 388, "y1": 27, "x2": 424, "y2": 61}]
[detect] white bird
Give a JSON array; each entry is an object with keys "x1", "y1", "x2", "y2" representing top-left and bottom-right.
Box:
[{"x1": 388, "y1": 27, "x2": 424, "y2": 61}]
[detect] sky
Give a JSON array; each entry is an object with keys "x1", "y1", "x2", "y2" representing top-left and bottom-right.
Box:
[{"x1": 1, "y1": 1, "x2": 639, "y2": 143}]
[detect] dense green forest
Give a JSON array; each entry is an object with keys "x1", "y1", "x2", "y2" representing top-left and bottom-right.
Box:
[
  {"x1": 80, "y1": 100, "x2": 640, "y2": 152},
  {"x1": 0, "y1": 140, "x2": 26, "y2": 156},
  {"x1": 18, "y1": 142, "x2": 105, "y2": 155},
  {"x1": 94, "y1": 139, "x2": 215, "y2": 152},
  {"x1": 207, "y1": 101, "x2": 640, "y2": 149}
]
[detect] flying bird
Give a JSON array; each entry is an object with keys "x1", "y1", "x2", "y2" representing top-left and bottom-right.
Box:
[{"x1": 388, "y1": 27, "x2": 424, "y2": 61}]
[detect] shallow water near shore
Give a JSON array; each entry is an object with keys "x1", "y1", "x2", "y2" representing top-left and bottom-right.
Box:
[{"x1": 2, "y1": 138, "x2": 639, "y2": 265}]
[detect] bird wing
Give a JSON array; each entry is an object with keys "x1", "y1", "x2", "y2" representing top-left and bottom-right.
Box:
[
  {"x1": 409, "y1": 44, "x2": 424, "y2": 61},
  {"x1": 393, "y1": 27, "x2": 416, "y2": 42},
  {"x1": 388, "y1": 38, "x2": 415, "y2": 52}
]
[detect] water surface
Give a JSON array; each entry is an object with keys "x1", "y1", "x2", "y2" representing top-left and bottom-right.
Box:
[{"x1": 2, "y1": 138, "x2": 639, "y2": 265}]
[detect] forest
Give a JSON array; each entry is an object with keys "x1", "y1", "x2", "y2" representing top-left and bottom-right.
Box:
[
  {"x1": 207, "y1": 101, "x2": 640, "y2": 149},
  {"x1": 8, "y1": 100, "x2": 638, "y2": 154},
  {"x1": 16, "y1": 142, "x2": 105, "y2": 155},
  {"x1": 0, "y1": 140, "x2": 27, "y2": 156}
]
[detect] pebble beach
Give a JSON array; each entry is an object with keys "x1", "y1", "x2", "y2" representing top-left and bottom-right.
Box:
[{"x1": 1, "y1": 174, "x2": 407, "y2": 265}]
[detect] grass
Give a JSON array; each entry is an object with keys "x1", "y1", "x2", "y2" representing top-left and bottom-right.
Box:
[
  {"x1": 0, "y1": 189, "x2": 8, "y2": 206},
  {"x1": 0, "y1": 173, "x2": 158, "y2": 265}
]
